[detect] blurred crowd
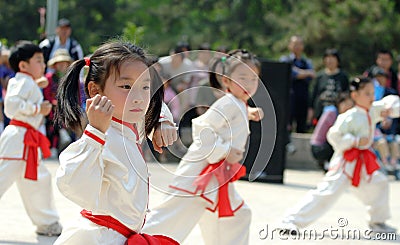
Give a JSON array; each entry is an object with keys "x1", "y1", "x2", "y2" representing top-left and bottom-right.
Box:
[{"x1": 1, "y1": 19, "x2": 400, "y2": 177}]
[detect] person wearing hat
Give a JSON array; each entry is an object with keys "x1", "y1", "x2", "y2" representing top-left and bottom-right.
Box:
[
  {"x1": 43, "y1": 49, "x2": 73, "y2": 157},
  {"x1": 39, "y1": 18, "x2": 83, "y2": 68}
]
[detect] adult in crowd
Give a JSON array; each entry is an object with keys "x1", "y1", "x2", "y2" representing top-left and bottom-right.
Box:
[
  {"x1": 39, "y1": 18, "x2": 84, "y2": 67},
  {"x1": 280, "y1": 35, "x2": 315, "y2": 133},
  {"x1": 364, "y1": 49, "x2": 398, "y2": 93},
  {"x1": 310, "y1": 48, "x2": 349, "y2": 121}
]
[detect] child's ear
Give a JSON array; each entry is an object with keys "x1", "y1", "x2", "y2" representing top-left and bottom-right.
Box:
[
  {"x1": 18, "y1": 61, "x2": 28, "y2": 72},
  {"x1": 87, "y1": 81, "x2": 101, "y2": 98},
  {"x1": 221, "y1": 76, "x2": 230, "y2": 88}
]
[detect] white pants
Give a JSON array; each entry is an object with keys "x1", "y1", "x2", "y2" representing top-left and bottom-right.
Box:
[
  {"x1": 283, "y1": 170, "x2": 390, "y2": 228},
  {"x1": 142, "y1": 194, "x2": 251, "y2": 245},
  {"x1": 0, "y1": 159, "x2": 59, "y2": 227}
]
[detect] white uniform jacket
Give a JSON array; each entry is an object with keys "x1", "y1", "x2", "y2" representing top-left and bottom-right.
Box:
[
  {"x1": 56, "y1": 120, "x2": 149, "y2": 232},
  {"x1": 169, "y1": 93, "x2": 250, "y2": 211},
  {"x1": 0, "y1": 72, "x2": 44, "y2": 160},
  {"x1": 327, "y1": 95, "x2": 400, "y2": 182}
]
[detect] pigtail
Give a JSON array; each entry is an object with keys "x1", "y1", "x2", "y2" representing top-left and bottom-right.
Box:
[
  {"x1": 209, "y1": 57, "x2": 225, "y2": 90},
  {"x1": 55, "y1": 59, "x2": 86, "y2": 132},
  {"x1": 145, "y1": 66, "x2": 164, "y2": 135},
  {"x1": 349, "y1": 77, "x2": 371, "y2": 92}
]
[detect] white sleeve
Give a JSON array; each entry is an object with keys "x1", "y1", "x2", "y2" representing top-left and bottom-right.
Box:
[
  {"x1": 56, "y1": 124, "x2": 106, "y2": 209},
  {"x1": 327, "y1": 114, "x2": 357, "y2": 152},
  {"x1": 191, "y1": 103, "x2": 235, "y2": 163},
  {"x1": 4, "y1": 79, "x2": 39, "y2": 118},
  {"x1": 144, "y1": 102, "x2": 176, "y2": 142},
  {"x1": 370, "y1": 95, "x2": 400, "y2": 124}
]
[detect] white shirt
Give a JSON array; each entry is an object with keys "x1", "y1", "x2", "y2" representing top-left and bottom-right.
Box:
[
  {"x1": 0, "y1": 73, "x2": 44, "y2": 159},
  {"x1": 57, "y1": 121, "x2": 148, "y2": 232},
  {"x1": 327, "y1": 95, "x2": 400, "y2": 178},
  {"x1": 169, "y1": 93, "x2": 249, "y2": 208}
]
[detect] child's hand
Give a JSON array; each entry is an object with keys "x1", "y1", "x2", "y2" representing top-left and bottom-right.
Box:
[
  {"x1": 152, "y1": 121, "x2": 178, "y2": 153},
  {"x1": 36, "y1": 76, "x2": 49, "y2": 88},
  {"x1": 357, "y1": 137, "x2": 370, "y2": 147},
  {"x1": 39, "y1": 100, "x2": 52, "y2": 116},
  {"x1": 86, "y1": 94, "x2": 114, "y2": 133},
  {"x1": 226, "y1": 148, "x2": 243, "y2": 163},
  {"x1": 380, "y1": 108, "x2": 390, "y2": 118},
  {"x1": 248, "y1": 107, "x2": 264, "y2": 121}
]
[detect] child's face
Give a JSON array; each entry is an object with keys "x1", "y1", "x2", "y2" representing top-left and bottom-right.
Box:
[
  {"x1": 352, "y1": 82, "x2": 375, "y2": 109},
  {"x1": 102, "y1": 60, "x2": 151, "y2": 123},
  {"x1": 223, "y1": 63, "x2": 259, "y2": 101},
  {"x1": 22, "y1": 52, "x2": 45, "y2": 79},
  {"x1": 324, "y1": 55, "x2": 339, "y2": 70},
  {"x1": 376, "y1": 75, "x2": 387, "y2": 86},
  {"x1": 54, "y1": 61, "x2": 70, "y2": 74}
]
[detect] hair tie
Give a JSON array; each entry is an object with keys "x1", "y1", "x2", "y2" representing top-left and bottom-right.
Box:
[{"x1": 84, "y1": 57, "x2": 91, "y2": 67}]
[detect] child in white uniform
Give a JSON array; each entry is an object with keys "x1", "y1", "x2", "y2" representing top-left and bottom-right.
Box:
[
  {"x1": 143, "y1": 50, "x2": 264, "y2": 245},
  {"x1": 0, "y1": 41, "x2": 61, "y2": 236},
  {"x1": 280, "y1": 77, "x2": 398, "y2": 234},
  {"x1": 53, "y1": 41, "x2": 178, "y2": 245}
]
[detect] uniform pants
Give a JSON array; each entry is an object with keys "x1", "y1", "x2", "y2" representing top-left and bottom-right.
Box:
[
  {"x1": 0, "y1": 159, "x2": 59, "y2": 227},
  {"x1": 142, "y1": 194, "x2": 251, "y2": 245},
  {"x1": 283, "y1": 170, "x2": 390, "y2": 228}
]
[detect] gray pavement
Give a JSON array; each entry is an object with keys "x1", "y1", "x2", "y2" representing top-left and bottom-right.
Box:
[{"x1": 0, "y1": 159, "x2": 399, "y2": 244}]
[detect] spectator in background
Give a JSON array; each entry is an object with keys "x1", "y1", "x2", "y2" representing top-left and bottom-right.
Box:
[
  {"x1": 39, "y1": 18, "x2": 84, "y2": 68},
  {"x1": 0, "y1": 48, "x2": 15, "y2": 131},
  {"x1": 371, "y1": 67, "x2": 399, "y2": 175},
  {"x1": 310, "y1": 93, "x2": 353, "y2": 171},
  {"x1": 310, "y1": 49, "x2": 349, "y2": 122},
  {"x1": 280, "y1": 35, "x2": 315, "y2": 133},
  {"x1": 195, "y1": 55, "x2": 226, "y2": 116},
  {"x1": 364, "y1": 49, "x2": 398, "y2": 93},
  {"x1": 43, "y1": 49, "x2": 74, "y2": 157},
  {"x1": 159, "y1": 43, "x2": 195, "y2": 127}
]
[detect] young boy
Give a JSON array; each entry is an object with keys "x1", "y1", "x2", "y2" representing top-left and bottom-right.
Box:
[{"x1": 0, "y1": 41, "x2": 62, "y2": 236}]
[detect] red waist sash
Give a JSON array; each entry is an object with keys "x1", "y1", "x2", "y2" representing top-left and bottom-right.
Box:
[
  {"x1": 193, "y1": 160, "x2": 246, "y2": 217},
  {"x1": 81, "y1": 210, "x2": 179, "y2": 245},
  {"x1": 10, "y1": 119, "x2": 51, "y2": 180},
  {"x1": 343, "y1": 148, "x2": 380, "y2": 187}
]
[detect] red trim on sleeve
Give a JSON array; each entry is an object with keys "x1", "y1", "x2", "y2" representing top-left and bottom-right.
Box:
[{"x1": 84, "y1": 130, "x2": 105, "y2": 145}]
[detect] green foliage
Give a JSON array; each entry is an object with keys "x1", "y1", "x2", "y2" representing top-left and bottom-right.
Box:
[{"x1": 1, "y1": 0, "x2": 400, "y2": 74}]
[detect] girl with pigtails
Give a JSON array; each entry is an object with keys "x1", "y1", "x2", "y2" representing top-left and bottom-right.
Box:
[
  {"x1": 53, "y1": 40, "x2": 179, "y2": 245},
  {"x1": 143, "y1": 49, "x2": 264, "y2": 245}
]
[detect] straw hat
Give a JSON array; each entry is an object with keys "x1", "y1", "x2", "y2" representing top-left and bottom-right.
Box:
[{"x1": 47, "y1": 49, "x2": 73, "y2": 67}]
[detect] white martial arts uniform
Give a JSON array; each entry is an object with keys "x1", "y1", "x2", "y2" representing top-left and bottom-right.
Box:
[
  {"x1": 55, "y1": 103, "x2": 176, "y2": 245},
  {"x1": 0, "y1": 72, "x2": 59, "y2": 227},
  {"x1": 283, "y1": 95, "x2": 400, "y2": 228},
  {"x1": 143, "y1": 93, "x2": 252, "y2": 245}
]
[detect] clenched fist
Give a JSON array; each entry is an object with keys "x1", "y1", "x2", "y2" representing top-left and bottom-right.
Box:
[
  {"x1": 86, "y1": 94, "x2": 114, "y2": 133},
  {"x1": 39, "y1": 100, "x2": 52, "y2": 116}
]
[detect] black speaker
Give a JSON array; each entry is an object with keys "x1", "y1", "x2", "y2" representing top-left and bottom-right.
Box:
[{"x1": 243, "y1": 60, "x2": 291, "y2": 183}]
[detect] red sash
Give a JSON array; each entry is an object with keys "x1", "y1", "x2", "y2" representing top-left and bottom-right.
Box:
[
  {"x1": 193, "y1": 160, "x2": 246, "y2": 217},
  {"x1": 10, "y1": 119, "x2": 51, "y2": 180},
  {"x1": 343, "y1": 148, "x2": 380, "y2": 187},
  {"x1": 80, "y1": 210, "x2": 179, "y2": 245}
]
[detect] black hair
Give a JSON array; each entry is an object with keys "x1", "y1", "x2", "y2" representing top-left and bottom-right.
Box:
[
  {"x1": 377, "y1": 49, "x2": 393, "y2": 59},
  {"x1": 198, "y1": 42, "x2": 211, "y2": 50},
  {"x1": 335, "y1": 92, "x2": 351, "y2": 108},
  {"x1": 349, "y1": 76, "x2": 373, "y2": 92},
  {"x1": 209, "y1": 49, "x2": 260, "y2": 90},
  {"x1": 8, "y1": 41, "x2": 42, "y2": 73},
  {"x1": 55, "y1": 40, "x2": 163, "y2": 136},
  {"x1": 323, "y1": 48, "x2": 341, "y2": 66},
  {"x1": 209, "y1": 56, "x2": 227, "y2": 90}
]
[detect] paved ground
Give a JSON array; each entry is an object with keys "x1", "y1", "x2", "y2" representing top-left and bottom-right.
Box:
[{"x1": 0, "y1": 159, "x2": 399, "y2": 244}]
